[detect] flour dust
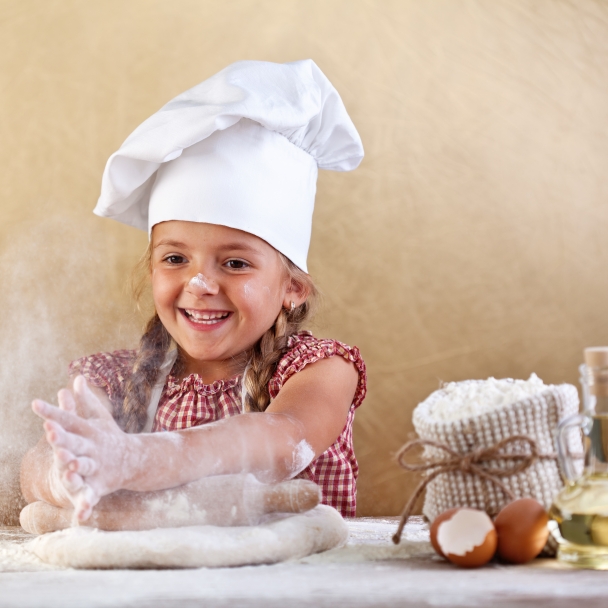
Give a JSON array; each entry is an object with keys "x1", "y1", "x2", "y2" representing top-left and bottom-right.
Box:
[{"x1": 0, "y1": 216, "x2": 140, "y2": 525}]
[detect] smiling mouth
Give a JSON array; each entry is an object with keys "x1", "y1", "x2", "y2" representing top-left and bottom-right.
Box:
[{"x1": 182, "y1": 309, "x2": 231, "y2": 325}]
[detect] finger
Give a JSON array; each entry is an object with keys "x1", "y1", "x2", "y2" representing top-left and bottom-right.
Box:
[
  {"x1": 33, "y1": 400, "x2": 90, "y2": 435},
  {"x1": 44, "y1": 421, "x2": 92, "y2": 456},
  {"x1": 73, "y1": 376, "x2": 109, "y2": 420},
  {"x1": 43, "y1": 420, "x2": 64, "y2": 446},
  {"x1": 62, "y1": 469, "x2": 85, "y2": 494},
  {"x1": 53, "y1": 446, "x2": 76, "y2": 467},
  {"x1": 67, "y1": 456, "x2": 98, "y2": 477},
  {"x1": 57, "y1": 388, "x2": 77, "y2": 413},
  {"x1": 31, "y1": 399, "x2": 55, "y2": 421},
  {"x1": 75, "y1": 485, "x2": 99, "y2": 523}
]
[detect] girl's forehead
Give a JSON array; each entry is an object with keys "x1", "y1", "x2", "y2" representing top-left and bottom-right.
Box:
[{"x1": 151, "y1": 221, "x2": 276, "y2": 256}]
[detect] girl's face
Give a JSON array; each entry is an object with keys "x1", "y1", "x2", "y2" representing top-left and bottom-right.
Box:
[{"x1": 150, "y1": 221, "x2": 298, "y2": 379}]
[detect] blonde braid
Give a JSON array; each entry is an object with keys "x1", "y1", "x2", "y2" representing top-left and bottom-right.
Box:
[
  {"x1": 119, "y1": 313, "x2": 172, "y2": 433},
  {"x1": 243, "y1": 257, "x2": 318, "y2": 412}
]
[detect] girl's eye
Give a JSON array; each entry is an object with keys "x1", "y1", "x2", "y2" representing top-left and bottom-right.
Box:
[
  {"x1": 164, "y1": 255, "x2": 186, "y2": 265},
  {"x1": 225, "y1": 259, "x2": 249, "y2": 270}
]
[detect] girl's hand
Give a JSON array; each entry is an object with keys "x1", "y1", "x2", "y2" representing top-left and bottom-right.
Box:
[{"x1": 31, "y1": 376, "x2": 135, "y2": 523}]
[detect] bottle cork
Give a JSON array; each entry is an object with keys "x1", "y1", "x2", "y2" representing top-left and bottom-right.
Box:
[{"x1": 584, "y1": 347, "x2": 608, "y2": 369}]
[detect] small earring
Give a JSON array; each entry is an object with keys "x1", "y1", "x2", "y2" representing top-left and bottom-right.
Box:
[{"x1": 290, "y1": 301, "x2": 295, "y2": 312}]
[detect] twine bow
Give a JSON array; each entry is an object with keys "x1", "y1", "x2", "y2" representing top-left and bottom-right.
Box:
[{"x1": 392, "y1": 435, "x2": 556, "y2": 544}]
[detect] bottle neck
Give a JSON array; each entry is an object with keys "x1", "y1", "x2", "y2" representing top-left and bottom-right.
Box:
[{"x1": 580, "y1": 364, "x2": 608, "y2": 414}]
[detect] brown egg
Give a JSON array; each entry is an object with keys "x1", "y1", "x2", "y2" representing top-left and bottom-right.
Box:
[
  {"x1": 430, "y1": 507, "x2": 497, "y2": 567},
  {"x1": 494, "y1": 498, "x2": 549, "y2": 564}
]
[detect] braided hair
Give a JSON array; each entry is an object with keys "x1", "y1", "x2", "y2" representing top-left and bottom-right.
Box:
[
  {"x1": 119, "y1": 313, "x2": 172, "y2": 432},
  {"x1": 243, "y1": 301, "x2": 314, "y2": 412}
]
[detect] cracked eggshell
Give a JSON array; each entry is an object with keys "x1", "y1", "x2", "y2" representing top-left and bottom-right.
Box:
[
  {"x1": 494, "y1": 498, "x2": 549, "y2": 564},
  {"x1": 429, "y1": 508, "x2": 461, "y2": 557},
  {"x1": 430, "y1": 508, "x2": 497, "y2": 568}
]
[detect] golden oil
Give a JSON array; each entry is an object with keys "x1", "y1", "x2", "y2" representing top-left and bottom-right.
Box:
[{"x1": 550, "y1": 473, "x2": 608, "y2": 569}]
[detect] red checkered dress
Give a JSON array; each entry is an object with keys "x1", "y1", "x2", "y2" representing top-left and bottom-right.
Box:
[{"x1": 69, "y1": 331, "x2": 367, "y2": 517}]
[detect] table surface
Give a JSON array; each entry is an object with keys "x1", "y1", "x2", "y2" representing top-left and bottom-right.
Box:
[{"x1": 1, "y1": 517, "x2": 607, "y2": 608}]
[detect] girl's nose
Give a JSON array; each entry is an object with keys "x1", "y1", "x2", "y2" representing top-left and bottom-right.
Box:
[{"x1": 186, "y1": 273, "x2": 219, "y2": 297}]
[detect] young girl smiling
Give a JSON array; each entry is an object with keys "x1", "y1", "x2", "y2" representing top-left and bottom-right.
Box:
[{"x1": 20, "y1": 59, "x2": 366, "y2": 529}]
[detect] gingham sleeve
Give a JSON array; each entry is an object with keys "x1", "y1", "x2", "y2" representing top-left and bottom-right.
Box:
[
  {"x1": 268, "y1": 332, "x2": 367, "y2": 408},
  {"x1": 68, "y1": 350, "x2": 136, "y2": 405}
]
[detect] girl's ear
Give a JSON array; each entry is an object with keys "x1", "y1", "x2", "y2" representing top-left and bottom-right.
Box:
[{"x1": 283, "y1": 277, "x2": 309, "y2": 309}]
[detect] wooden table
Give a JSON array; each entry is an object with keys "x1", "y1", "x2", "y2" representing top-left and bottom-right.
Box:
[{"x1": 1, "y1": 517, "x2": 607, "y2": 607}]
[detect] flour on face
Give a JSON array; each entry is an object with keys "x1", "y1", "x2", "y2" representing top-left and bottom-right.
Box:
[{"x1": 188, "y1": 273, "x2": 210, "y2": 290}]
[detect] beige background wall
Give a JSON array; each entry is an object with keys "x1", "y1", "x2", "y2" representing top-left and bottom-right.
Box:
[{"x1": 1, "y1": 0, "x2": 608, "y2": 520}]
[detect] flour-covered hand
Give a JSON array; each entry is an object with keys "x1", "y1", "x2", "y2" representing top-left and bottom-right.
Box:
[{"x1": 31, "y1": 375, "x2": 136, "y2": 522}]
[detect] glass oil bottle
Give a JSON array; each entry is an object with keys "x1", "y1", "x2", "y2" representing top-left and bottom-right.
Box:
[{"x1": 550, "y1": 347, "x2": 608, "y2": 569}]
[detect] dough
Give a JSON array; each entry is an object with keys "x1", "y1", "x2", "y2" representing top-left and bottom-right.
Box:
[{"x1": 28, "y1": 505, "x2": 348, "y2": 569}]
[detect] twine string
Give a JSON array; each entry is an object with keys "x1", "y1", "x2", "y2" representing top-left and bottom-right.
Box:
[{"x1": 391, "y1": 435, "x2": 556, "y2": 544}]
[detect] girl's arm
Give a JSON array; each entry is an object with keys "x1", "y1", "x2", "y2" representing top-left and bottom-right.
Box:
[{"x1": 31, "y1": 356, "x2": 359, "y2": 521}]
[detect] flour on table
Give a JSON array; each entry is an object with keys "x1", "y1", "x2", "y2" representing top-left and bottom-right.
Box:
[
  {"x1": 29, "y1": 505, "x2": 348, "y2": 569},
  {"x1": 0, "y1": 529, "x2": 49, "y2": 572},
  {"x1": 298, "y1": 516, "x2": 434, "y2": 564},
  {"x1": 0, "y1": 516, "x2": 434, "y2": 572}
]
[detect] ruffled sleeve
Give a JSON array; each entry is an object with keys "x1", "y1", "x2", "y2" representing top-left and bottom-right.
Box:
[
  {"x1": 68, "y1": 350, "x2": 136, "y2": 405},
  {"x1": 268, "y1": 331, "x2": 367, "y2": 408}
]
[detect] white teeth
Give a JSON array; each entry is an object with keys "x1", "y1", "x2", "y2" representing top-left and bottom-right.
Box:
[{"x1": 184, "y1": 310, "x2": 229, "y2": 324}]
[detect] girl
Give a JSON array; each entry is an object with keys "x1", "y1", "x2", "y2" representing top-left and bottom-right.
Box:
[{"x1": 20, "y1": 59, "x2": 366, "y2": 530}]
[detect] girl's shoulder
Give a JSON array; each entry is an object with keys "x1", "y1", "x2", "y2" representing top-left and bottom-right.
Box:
[
  {"x1": 269, "y1": 331, "x2": 367, "y2": 408},
  {"x1": 68, "y1": 349, "x2": 136, "y2": 403}
]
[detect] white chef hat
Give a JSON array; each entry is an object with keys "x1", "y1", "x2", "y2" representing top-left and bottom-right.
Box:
[{"x1": 94, "y1": 59, "x2": 363, "y2": 272}]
